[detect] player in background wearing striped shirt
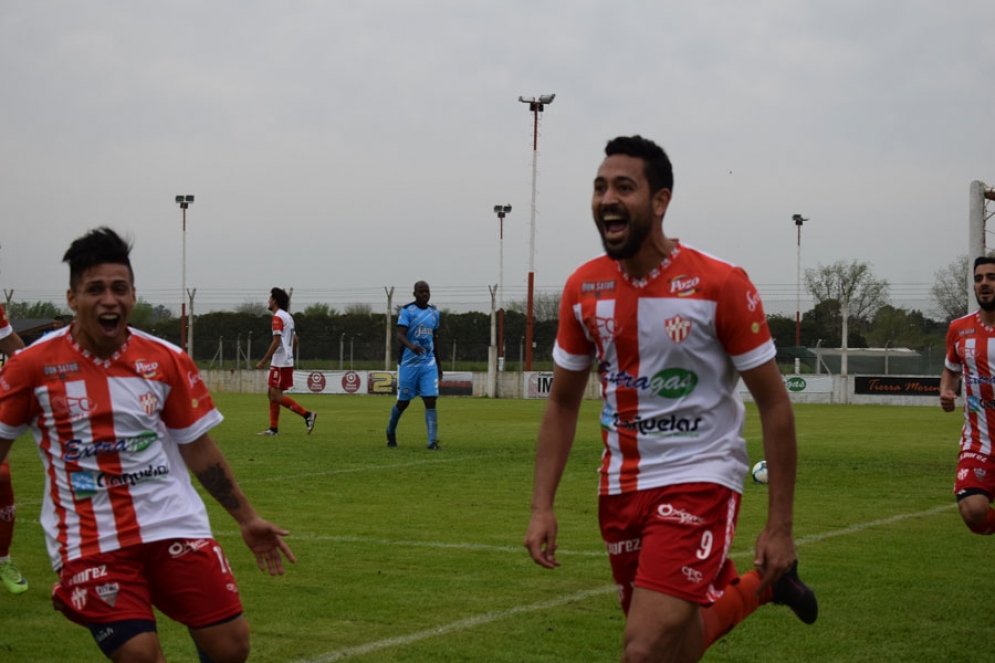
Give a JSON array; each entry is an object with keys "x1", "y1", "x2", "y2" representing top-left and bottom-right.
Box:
[
  {"x1": 0, "y1": 228, "x2": 295, "y2": 663},
  {"x1": 940, "y1": 255, "x2": 995, "y2": 536},
  {"x1": 0, "y1": 302, "x2": 28, "y2": 595},
  {"x1": 524, "y1": 136, "x2": 817, "y2": 662},
  {"x1": 255, "y1": 287, "x2": 316, "y2": 436}
]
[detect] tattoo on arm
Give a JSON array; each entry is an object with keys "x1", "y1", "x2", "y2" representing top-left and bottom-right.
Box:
[{"x1": 196, "y1": 462, "x2": 241, "y2": 511}]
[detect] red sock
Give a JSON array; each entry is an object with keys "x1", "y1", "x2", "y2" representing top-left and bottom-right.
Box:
[
  {"x1": 968, "y1": 507, "x2": 995, "y2": 535},
  {"x1": 701, "y1": 570, "x2": 771, "y2": 650},
  {"x1": 269, "y1": 401, "x2": 280, "y2": 429},
  {"x1": 279, "y1": 396, "x2": 308, "y2": 417}
]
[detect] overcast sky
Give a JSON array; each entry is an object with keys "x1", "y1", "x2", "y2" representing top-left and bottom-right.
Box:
[{"x1": 2, "y1": 1, "x2": 993, "y2": 316}]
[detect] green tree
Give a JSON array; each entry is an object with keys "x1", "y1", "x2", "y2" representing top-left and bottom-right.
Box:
[
  {"x1": 804, "y1": 260, "x2": 888, "y2": 343},
  {"x1": 865, "y1": 305, "x2": 924, "y2": 349},
  {"x1": 235, "y1": 300, "x2": 268, "y2": 316},
  {"x1": 345, "y1": 303, "x2": 373, "y2": 315},
  {"x1": 130, "y1": 298, "x2": 175, "y2": 331},
  {"x1": 7, "y1": 300, "x2": 66, "y2": 318},
  {"x1": 304, "y1": 302, "x2": 336, "y2": 317},
  {"x1": 801, "y1": 299, "x2": 868, "y2": 348},
  {"x1": 766, "y1": 314, "x2": 797, "y2": 349}
]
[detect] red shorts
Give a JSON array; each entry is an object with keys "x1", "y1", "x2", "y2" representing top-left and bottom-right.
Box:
[
  {"x1": 52, "y1": 538, "x2": 243, "y2": 629},
  {"x1": 599, "y1": 483, "x2": 741, "y2": 612},
  {"x1": 955, "y1": 450, "x2": 995, "y2": 499},
  {"x1": 268, "y1": 366, "x2": 294, "y2": 390}
]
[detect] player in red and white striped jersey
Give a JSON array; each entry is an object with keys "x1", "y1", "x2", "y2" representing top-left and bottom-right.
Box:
[
  {"x1": 0, "y1": 302, "x2": 28, "y2": 595},
  {"x1": 524, "y1": 136, "x2": 816, "y2": 662},
  {"x1": 0, "y1": 228, "x2": 294, "y2": 663},
  {"x1": 940, "y1": 255, "x2": 995, "y2": 536}
]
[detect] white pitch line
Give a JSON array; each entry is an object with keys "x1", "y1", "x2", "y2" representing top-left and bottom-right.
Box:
[
  {"x1": 289, "y1": 587, "x2": 613, "y2": 663},
  {"x1": 285, "y1": 504, "x2": 956, "y2": 663}
]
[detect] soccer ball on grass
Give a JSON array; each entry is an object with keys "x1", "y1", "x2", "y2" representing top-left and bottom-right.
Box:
[{"x1": 751, "y1": 460, "x2": 768, "y2": 484}]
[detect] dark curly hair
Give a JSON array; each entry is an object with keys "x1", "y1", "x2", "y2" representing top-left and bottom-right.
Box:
[{"x1": 604, "y1": 135, "x2": 674, "y2": 195}]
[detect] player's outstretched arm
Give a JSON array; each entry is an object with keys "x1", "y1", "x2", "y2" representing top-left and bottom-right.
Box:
[
  {"x1": 740, "y1": 359, "x2": 797, "y2": 592},
  {"x1": 524, "y1": 364, "x2": 589, "y2": 569},
  {"x1": 179, "y1": 434, "x2": 296, "y2": 575}
]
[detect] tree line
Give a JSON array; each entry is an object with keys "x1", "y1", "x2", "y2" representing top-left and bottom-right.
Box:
[{"x1": 6, "y1": 256, "x2": 978, "y2": 369}]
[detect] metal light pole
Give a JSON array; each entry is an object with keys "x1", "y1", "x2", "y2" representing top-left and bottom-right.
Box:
[
  {"x1": 493, "y1": 204, "x2": 512, "y2": 371},
  {"x1": 518, "y1": 93, "x2": 554, "y2": 371},
  {"x1": 792, "y1": 214, "x2": 808, "y2": 348},
  {"x1": 792, "y1": 214, "x2": 809, "y2": 376},
  {"x1": 175, "y1": 195, "x2": 195, "y2": 353}
]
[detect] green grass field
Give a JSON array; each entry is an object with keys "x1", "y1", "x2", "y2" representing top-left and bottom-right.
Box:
[{"x1": 0, "y1": 395, "x2": 989, "y2": 662}]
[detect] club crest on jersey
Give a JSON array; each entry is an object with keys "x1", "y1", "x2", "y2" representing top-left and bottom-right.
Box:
[
  {"x1": 665, "y1": 315, "x2": 692, "y2": 344},
  {"x1": 975, "y1": 468, "x2": 988, "y2": 482},
  {"x1": 96, "y1": 582, "x2": 120, "y2": 607},
  {"x1": 669, "y1": 275, "x2": 700, "y2": 297},
  {"x1": 134, "y1": 359, "x2": 159, "y2": 379},
  {"x1": 139, "y1": 392, "x2": 159, "y2": 416},
  {"x1": 71, "y1": 586, "x2": 88, "y2": 611}
]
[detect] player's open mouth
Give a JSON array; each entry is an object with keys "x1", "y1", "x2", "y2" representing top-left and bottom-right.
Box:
[
  {"x1": 98, "y1": 314, "x2": 121, "y2": 333},
  {"x1": 602, "y1": 212, "x2": 628, "y2": 240}
]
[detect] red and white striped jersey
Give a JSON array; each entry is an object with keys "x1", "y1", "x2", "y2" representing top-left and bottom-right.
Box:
[
  {"x1": 0, "y1": 303, "x2": 11, "y2": 341},
  {"x1": 0, "y1": 327, "x2": 222, "y2": 570},
  {"x1": 553, "y1": 242, "x2": 775, "y2": 496},
  {"x1": 945, "y1": 312, "x2": 995, "y2": 455}
]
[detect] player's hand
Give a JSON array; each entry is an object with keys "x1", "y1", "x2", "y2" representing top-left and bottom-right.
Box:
[
  {"x1": 939, "y1": 389, "x2": 957, "y2": 412},
  {"x1": 524, "y1": 509, "x2": 561, "y2": 569},
  {"x1": 240, "y1": 517, "x2": 296, "y2": 576},
  {"x1": 753, "y1": 524, "x2": 795, "y2": 595},
  {"x1": 254, "y1": 361, "x2": 265, "y2": 370}
]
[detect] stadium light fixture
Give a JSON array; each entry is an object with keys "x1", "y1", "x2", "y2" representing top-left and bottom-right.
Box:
[
  {"x1": 518, "y1": 93, "x2": 555, "y2": 371},
  {"x1": 176, "y1": 194, "x2": 195, "y2": 354},
  {"x1": 493, "y1": 204, "x2": 512, "y2": 371}
]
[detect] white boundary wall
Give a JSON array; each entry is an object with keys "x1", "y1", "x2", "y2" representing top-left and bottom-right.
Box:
[{"x1": 201, "y1": 370, "x2": 942, "y2": 407}]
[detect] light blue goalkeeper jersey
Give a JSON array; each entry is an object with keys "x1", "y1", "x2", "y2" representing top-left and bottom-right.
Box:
[{"x1": 397, "y1": 302, "x2": 440, "y2": 367}]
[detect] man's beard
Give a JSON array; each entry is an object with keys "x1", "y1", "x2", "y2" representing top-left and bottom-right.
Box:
[
  {"x1": 977, "y1": 295, "x2": 995, "y2": 312},
  {"x1": 600, "y1": 218, "x2": 651, "y2": 260}
]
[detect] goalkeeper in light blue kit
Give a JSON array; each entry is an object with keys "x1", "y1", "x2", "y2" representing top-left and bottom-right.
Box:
[{"x1": 386, "y1": 281, "x2": 443, "y2": 450}]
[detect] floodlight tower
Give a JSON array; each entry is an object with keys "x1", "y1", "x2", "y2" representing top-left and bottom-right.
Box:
[
  {"x1": 493, "y1": 204, "x2": 512, "y2": 370},
  {"x1": 518, "y1": 93, "x2": 555, "y2": 371},
  {"x1": 792, "y1": 214, "x2": 808, "y2": 348},
  {"x1": 175, "y1": 194, "x2": 194, "y2": 353}
]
